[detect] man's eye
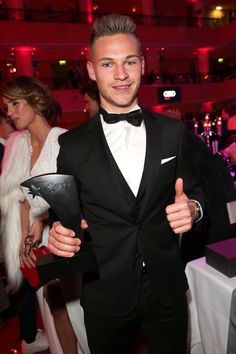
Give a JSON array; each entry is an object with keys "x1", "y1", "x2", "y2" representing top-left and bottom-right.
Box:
[
  {"x1": 102, "y1": 63, "x2": 112, "y2": 68},
  {"x1": 12, "y1": 101, "x2": 18, "y2": 106},
  {"x1": 127, "y1": 61, "x2": 136, "y2": 65}
]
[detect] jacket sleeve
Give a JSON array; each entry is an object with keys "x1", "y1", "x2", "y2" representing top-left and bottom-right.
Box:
[{"x1": 177, "y1": 127, "x2": 205, "y2": 222}]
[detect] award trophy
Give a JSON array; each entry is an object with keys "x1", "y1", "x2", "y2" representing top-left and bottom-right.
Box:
[{"x1": 21, "y1": 173, "x2": 97, "y2": 285}]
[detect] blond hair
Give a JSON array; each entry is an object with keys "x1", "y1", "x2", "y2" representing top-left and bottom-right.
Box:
[{"x1": 90, "y1": 13, "x2": 140, "y2": 50}]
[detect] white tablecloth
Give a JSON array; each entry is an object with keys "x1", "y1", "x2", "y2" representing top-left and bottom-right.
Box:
[{"x1": 186, "y1": 257, "x2": 236, "y2": 354}]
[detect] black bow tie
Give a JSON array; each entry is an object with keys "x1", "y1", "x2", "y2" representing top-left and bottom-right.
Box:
[{"x1": 100, "y1": 107, "x2": 143, "y2": 127}]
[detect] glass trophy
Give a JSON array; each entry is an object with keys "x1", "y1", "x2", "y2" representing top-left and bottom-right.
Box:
[{"x1": 21, "y1": 173, "x2": 97, "y2": 285}]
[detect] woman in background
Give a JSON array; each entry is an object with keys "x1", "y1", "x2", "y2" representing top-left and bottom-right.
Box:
[{"x1": 0, "y1": 76, "x2": 89, "y2": 354}]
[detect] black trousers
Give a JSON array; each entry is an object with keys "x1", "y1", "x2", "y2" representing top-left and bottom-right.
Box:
[
  {"x1": 18, "y1": 279, "x2": 37, "y2": 343},
  {"x1": 84, "y1": 272, "x2": 188, "y2": 354}
]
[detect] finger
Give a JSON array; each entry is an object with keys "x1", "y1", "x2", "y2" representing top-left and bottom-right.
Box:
[
  {"x1": 49, "y1": 228, "x2": 81, "y2": 247},
  {"x1": 166, "y1": 202, "x2": 188, "y2": 216},
  {"x1": 31, "y1": 252, "x2": 37, "y2": 262},
  {"x1": 175, "y1": 178, "x2": 184, "y2": 199},
  {"x1": 81, "y1": 219, "x2": 88, "y2": 230},
  {"x1": 172, "y1": 227, "x2": 188, "y2": 234},
  {"x1": 27, "y1": 253, "x2": 36, "y2": 267},
  {"x1": 54, "y1": 221, "x2": 76, "y2": 237},
  {"x1": 48, "y1": 241, "x2": 80, "y2": 258},
  {"x1": 48, "y1": 231, "x2": 81, "y2": 258},
  {"x1": 21, "y1": 254, "x2": 35, "y2": 268},
  {"x1": 168, "y1": 216, "x2": 192, "y2": 229},
  {"x1": 171, "y1": 224, "x2": 193, "y2": 234}
]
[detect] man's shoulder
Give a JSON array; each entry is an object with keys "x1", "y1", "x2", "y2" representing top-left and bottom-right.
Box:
[
  {"x1": 58, "y1": 115, "x2": 100, "y2": 144},
  {"x1": 142, "y1": 107, "x2": 184, "y2": 129}
]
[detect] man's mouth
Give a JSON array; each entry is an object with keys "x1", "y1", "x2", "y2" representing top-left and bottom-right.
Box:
[{"x1": 112, "y1": 84, "x2": 131, "y2": 91}]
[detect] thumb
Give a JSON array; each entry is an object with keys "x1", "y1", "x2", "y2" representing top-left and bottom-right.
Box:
[{"x1": 175, "y1": 178, "x2": 187, "y2": 203}]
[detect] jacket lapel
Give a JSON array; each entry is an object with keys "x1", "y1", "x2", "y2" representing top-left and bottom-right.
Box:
[
  {"x1": 89, "y1": 115, "x2": 136, "y2": 206},
  {"x1": 137, "y1": 109, "x2": 163, "y2": 217}
]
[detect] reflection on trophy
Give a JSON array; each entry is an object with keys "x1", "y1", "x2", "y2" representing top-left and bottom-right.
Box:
[{"x1": 21, "y1": 173, "x2": 97, "y2": 285}]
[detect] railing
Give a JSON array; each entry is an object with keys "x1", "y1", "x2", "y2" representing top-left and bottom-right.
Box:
[
  {"x1": 0, "y1": 8, "x2": 235, "y2": 28},
  {"x1": 143, "y1": 69, "x2": 236, "y2": 86},
  {"x1": 36, "y1": 68, "x2": 236, "y2": 91}
]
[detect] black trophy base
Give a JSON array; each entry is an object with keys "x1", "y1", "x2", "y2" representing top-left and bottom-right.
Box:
[
  {"x1": 36, "y1": 244, "x2": 97, "y2": 285},
  {"x1": 205, "y1": 238, "x2": 236, "y2": 278}
]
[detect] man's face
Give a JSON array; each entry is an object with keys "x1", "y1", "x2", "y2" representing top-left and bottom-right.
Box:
[{"x1": 87, "y1": 34, "x2": 144, "y2": 113}]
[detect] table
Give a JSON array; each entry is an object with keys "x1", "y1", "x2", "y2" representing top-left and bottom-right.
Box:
[{"x1": 186, "y1": 257, "x2": 236, "y2": 354}]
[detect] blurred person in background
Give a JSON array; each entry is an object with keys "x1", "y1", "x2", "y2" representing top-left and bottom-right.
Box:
[
  {"x1": 181, "y1": 130, "x2": 236, "y2": 266},
  {"x1": 222, "y1": 100, "x2": 236, "y2": 132},
  {"x1": 221, "y1": 100, "x2": 236, "y2": 147},
  {"x1": 80, "y1": 81, "x2": 100, "y2": 119}
]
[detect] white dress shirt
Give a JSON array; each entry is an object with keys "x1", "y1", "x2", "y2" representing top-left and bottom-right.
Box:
[{"x1": 101, "y1": 105, "x2": 146, "y2": 197}]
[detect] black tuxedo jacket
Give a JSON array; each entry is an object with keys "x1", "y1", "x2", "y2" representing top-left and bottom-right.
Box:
[{"x1": 57, "y1": 107, "x2": 203, "y2": 316}]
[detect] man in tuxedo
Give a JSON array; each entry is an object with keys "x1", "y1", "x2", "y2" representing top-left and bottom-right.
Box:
[{"x1": 48, "y1": 14, "x2": 204, "y2": 354}]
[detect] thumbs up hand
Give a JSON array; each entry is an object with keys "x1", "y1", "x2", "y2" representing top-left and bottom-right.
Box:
[{"x1": 166, "y1": 178, "x2": 198, "y2": 234}]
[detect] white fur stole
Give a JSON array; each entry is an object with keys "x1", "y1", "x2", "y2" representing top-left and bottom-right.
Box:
[{"x1": 0, "y1": 131, "x2": 31, "y2": 290}]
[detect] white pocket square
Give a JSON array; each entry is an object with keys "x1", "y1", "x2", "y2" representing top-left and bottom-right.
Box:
[{"x1": 161, "y1": 156, "x2": 176, "y2": 164}]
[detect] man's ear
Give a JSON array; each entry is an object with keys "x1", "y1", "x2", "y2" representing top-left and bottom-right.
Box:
[
  {"x1": 141, "y1": 56, "x2": 145, "y2": 76},
  {"x1": 87, "y1": 61, "x2": 96, "y2": 81}
]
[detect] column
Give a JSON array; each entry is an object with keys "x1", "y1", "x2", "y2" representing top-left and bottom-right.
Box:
[
  {"x1": 78, "y1": 0, "x2": 92, "y2": 24},
  {"x1": 193, "y1": 0, "x2": 204, "y2": 28},
  {"x1": 197, "y1": 47, "x2": 211, "y2": 76},
  {"x1": 140, "y1": 0, "x2": 155, "y2": 25},
  {"x1": 145, "y1": 49, "x2": 160, "y2": 72},
  {"x1": 6, "y1": 0, "x2": 24, "y2": 20},
  {"x1": 15, "y1": 47, "x2": 33, "y2": 76}
]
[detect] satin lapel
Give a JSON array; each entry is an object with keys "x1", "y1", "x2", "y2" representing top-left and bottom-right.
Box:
[
  {"x1": 89, "y1": 115, "x2": 136, "y2": 206},
  {"x1": 137, "y1": 110, "x2": 163, "y2": 217}
]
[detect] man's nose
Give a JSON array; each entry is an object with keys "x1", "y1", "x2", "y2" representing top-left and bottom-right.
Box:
[{"x1": 114, "y1": 65, "x2": 128, "y2": 80}]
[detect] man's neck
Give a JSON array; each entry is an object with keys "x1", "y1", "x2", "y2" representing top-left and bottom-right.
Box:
[{"x1": 100, "y1": 104, "x2": 140, "y2": 114}]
